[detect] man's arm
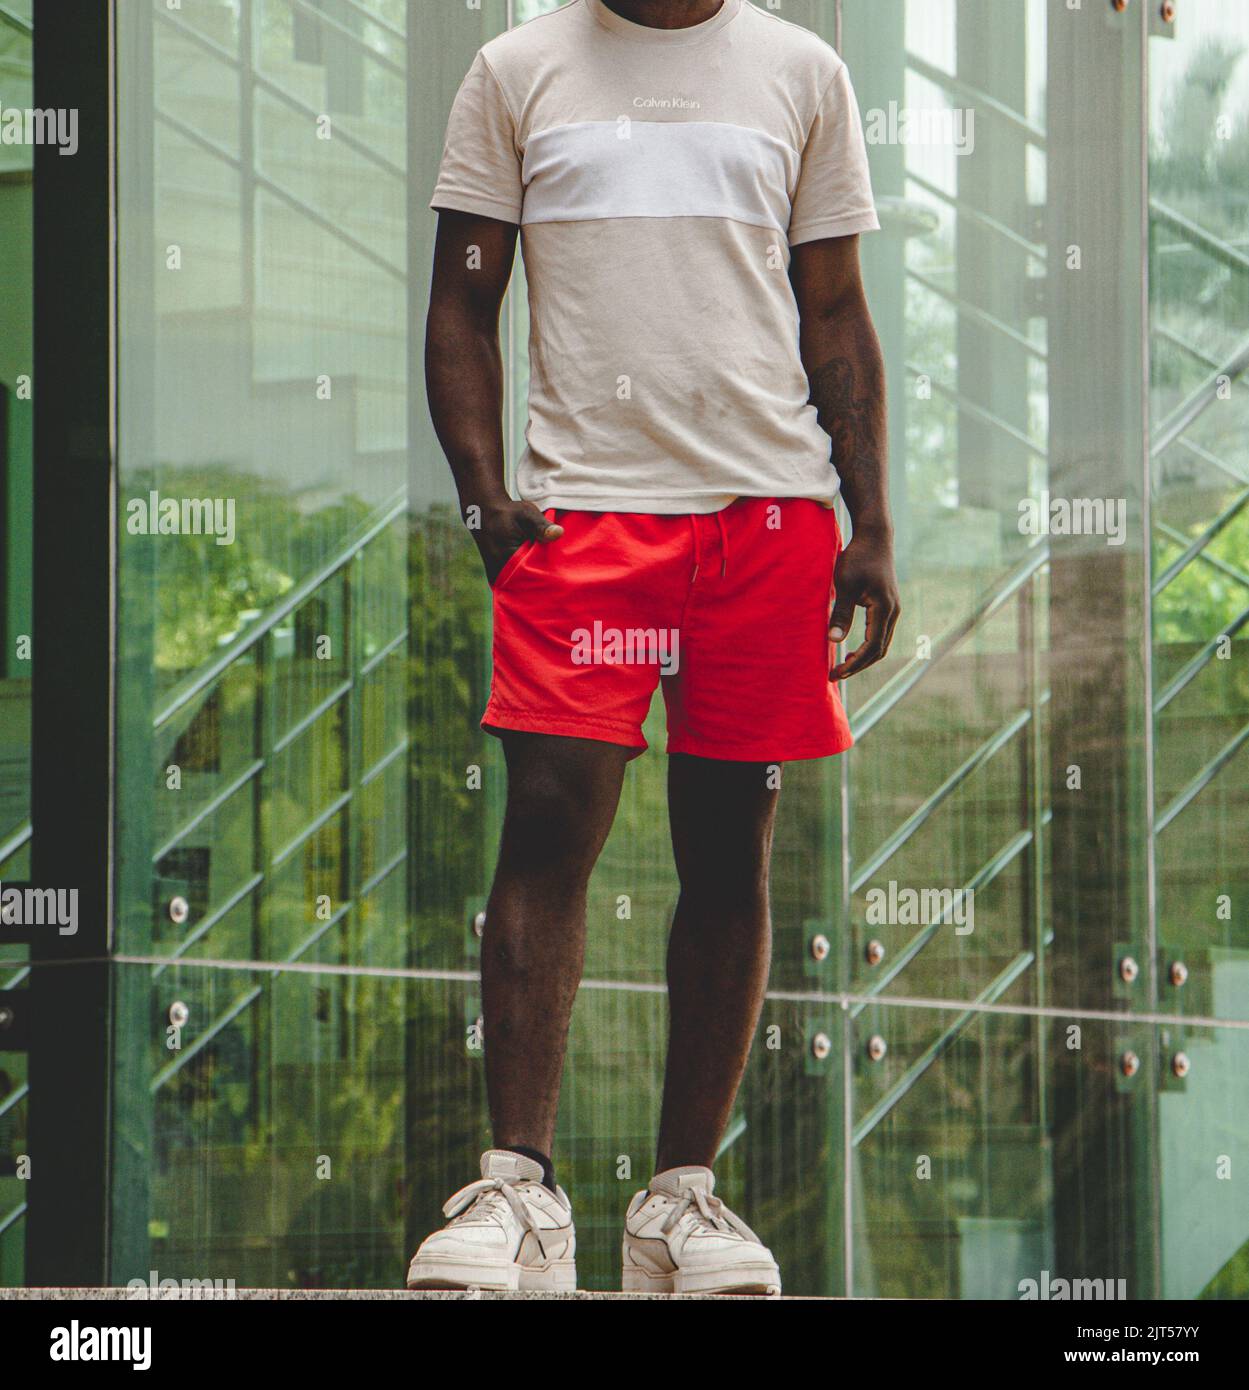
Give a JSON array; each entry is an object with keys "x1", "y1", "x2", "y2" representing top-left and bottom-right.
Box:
[
  {"x1": 426, "y1": 209, "x2": 562, "y2": 583},
  {"x1": 790, "y1": 233, "x2": 901, "y2": 680}
]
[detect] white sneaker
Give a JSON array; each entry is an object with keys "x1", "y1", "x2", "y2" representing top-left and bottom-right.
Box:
[
  {"x1": 622, "y1": 1165, "x2": 781, "y2": 1296},
  {"x1": 406, "y1": 1150, "x2": 576, "y2": 1291}
]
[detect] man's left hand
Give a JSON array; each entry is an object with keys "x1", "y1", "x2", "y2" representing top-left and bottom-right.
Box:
[{"x1": 829, "y1": 531, "x2": 901, "y2": 681}]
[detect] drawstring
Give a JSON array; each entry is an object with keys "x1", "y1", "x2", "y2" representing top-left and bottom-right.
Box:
[{"x1": 688, "y1": 511, "x2": 730, "y2": 581}]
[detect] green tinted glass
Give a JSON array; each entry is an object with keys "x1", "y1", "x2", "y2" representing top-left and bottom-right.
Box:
[{"x1": 66, "y1": 0, "x2": 1246, "y2": 1300}]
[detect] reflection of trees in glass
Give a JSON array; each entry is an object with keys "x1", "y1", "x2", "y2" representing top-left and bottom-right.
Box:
[
  {"x1": 254, "y1": 508, "x2": 492, "y2": 1283},
  {"x1": 1154, "y1": 511, "x2": 1249, "y2": 646},
  {"x1": 152, "y1": 972, "x2": 412, "y2": 1290},
  {"x1": 402, "y1": 506, "x2": 498, "y2": 1265},
  {"x1": 1203, "y1": 1240, "x2": 1249, "y2": 1299},
  {"x1": 407, "y1": 504, "x2": 491, "y2": 961},
  {"x1": 1151, "y1": 36, "x2": 1249, "y2": 1304},
  {"x1": 1151, "y1": 38, "x2": 1249, "y2": 644},
  {"x1": 122, "y1": 465, "x2": 383, "y2": 676},
  {"x1": 118, "y1": 21, "x2": 1249, "y2": 1296},
  {"x1": 1152, "y1": 38, "x2": 1249, "y2": 231}
]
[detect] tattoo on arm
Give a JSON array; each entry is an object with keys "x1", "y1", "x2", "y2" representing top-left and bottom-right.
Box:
[{"x1": 806, "y1": 320, "x2": 887, "y2": 516}]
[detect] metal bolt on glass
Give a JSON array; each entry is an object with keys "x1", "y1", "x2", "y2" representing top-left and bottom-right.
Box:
[
  {"x1": 811, "y1": 1032, "x2": 831, "y2": 1061},
  {"x1": 1120, "y1": 1050, "x2": 1140, "y2": 1078},
  {"x1": 1119, "y1": 955, "x2": 1139, "y2": 984},
  {"x1": 0, "y1": 1006, "x2": 13, "y2": 1031},
  {"x1": 867, "y1": 1035, "x2": 888, "y2": 1062},
  {"x1": 1171, "y1": 1051, "x2": 1190, "y2": 1079},
  {"x1": 168, "y1": 895, "x2": 189, "y2": 926},
  {"x1": 1168, "y1": 960, "x2": 1188, "y2": 988},
  {"x1": 865, "y1": 939, "x2": 885, "y2": 966},
  {"x1": 168, "y1": 1001, "x2": 189, "y2": 1029},
  {"x1": 810, "y1": 933, "x2": 830, "y2": 962}
]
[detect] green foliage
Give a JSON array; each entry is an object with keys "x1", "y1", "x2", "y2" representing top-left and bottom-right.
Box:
[
  {"x1": 122, "y1": 465, "x2": 383, "y2": 676},
  {"x1": 1154, "y1": 506, "x2": 1249, "y2": 646}
]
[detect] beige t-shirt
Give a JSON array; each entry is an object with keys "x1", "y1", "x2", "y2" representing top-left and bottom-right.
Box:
[{"x1": 432, "y1": 0, "x2": 879, "y2": 514}]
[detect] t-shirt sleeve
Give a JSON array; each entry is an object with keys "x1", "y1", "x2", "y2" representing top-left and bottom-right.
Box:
[
  {"x1": 430, "y1": 52, "x2": 524, "y2": 225},
  {"x1": 788, "y1": 59, "x2": 880, "y2": 246}
]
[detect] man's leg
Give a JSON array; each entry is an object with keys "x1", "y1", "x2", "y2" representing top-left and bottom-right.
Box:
[
  {"x1": 483, "y1": 730, "x2": 632, "y2": 1156},
  {"x1": 655, "y1": 753, "x2": 779, "y2": 1172}
]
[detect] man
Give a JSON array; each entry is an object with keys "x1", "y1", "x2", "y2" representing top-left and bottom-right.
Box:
[{"x1": 410, "y1": 0, "x2": 898, "y2": 1295}]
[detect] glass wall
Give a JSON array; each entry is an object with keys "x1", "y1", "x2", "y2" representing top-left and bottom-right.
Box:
[
  {"x1": 110, "y1": 0, "x2": 416, "y2": 1278},
  {"x1": 844, "y1": 0, "x2": 1107, "y2": 1295},
  {"x1": 6, "y1": 0, "x2": 1247, "y2": 1297},
  {"x1": 1148, "y1": 0, "x2": 1249, "y2": 1298}
]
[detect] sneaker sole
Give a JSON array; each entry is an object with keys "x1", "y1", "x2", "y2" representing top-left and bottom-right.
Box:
[
  {"x1": 406, "y1": 1254, "x2": 576, "y2": 1293},
  {"x1": 622, "y1": 1259, "x2": 781, "y2": 1297}
]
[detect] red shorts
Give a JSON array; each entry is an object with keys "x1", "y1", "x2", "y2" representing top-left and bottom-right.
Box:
[{"x1": 483, "y1": 497, "x2": 853, "y2": 762}]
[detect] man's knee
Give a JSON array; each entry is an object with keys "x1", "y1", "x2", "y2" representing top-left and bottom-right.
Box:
[
  {"x1": 500, "y1": 768, "x2": 610, "y2": 879},
  {"x1": 677, "y1": 853, "x2": 771, "y2": 911},
  {"x1": 671, "y1": 777, "x2": 778, "y2": 904}
]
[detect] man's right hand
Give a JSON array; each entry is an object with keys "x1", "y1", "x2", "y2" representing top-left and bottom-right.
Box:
[{"x1": 470, "y1": 498, "x2": 563, "y2": 586}]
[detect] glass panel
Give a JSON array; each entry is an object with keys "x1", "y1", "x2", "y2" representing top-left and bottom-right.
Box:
[
  {"x1": 840, "y1": 0, "x2": 1150, "y2": 1018},
  {"x1": 73, "y1": 0, "x2": 1243, "y2": 1304},
  {"x1": 834, "y1": 0, "x2": 1052, "y2": 1006},
  {"x1": 104, "y1": 967, "x2": 1249, "y2": 1298},
  {"x1": 107, "y1": 0, "x2": 499, "y2": 1281},
  {"x1": 130, "y1": 964, "x2": 462, "y2": 1290},
  {"x1": 109, "y1": 965, "x2": 830, "y2": 1293},
  {"x1": 154, "y1": 783, "x2": 257, "y2": 959},
  {"x1": 1149, "y1": 0, "x2": 1249, "y2": 1021},
  {"x1": 115, "y1": 0, "x2": 413, "y2": 979},
  {"x1": 851, "y1": 1004, "x2": 1249, "y2": 1300}
]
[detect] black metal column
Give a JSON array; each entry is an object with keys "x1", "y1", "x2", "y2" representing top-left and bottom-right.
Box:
[{"x1": 26, "y1": 0, "x2": 116, "y2": 1285}]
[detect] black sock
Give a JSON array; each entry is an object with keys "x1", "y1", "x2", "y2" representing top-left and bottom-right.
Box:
[{"x1": 506, "y1": 1145, "x2": 557, "y2": 1193}]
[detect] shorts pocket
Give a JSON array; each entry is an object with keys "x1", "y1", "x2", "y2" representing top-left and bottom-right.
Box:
[
  {"x1": 491, "y1": 510, "x2": 560, "y2": 593},
  {"x1": 491, "y1": 539, "x2": 533, "y2": 593}
]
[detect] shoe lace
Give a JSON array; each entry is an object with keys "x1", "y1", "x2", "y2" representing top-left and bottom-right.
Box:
[
  {"x1": 442, "y1": 1177, "x2": 550, "y2": 1255},
  {"x1": 660, "y1": 1186, "x2": 746, "y2": 1239}
]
